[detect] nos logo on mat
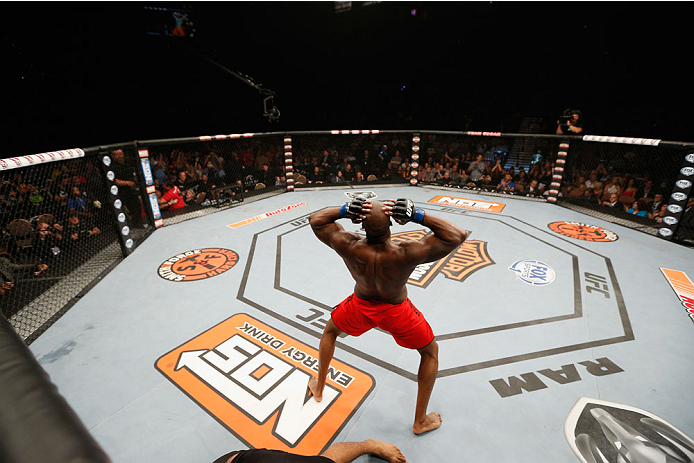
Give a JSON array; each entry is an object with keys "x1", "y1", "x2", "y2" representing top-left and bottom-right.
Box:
[
  {"x1": 508, "y1": 260, "x2": 556, "y2": 286},
  {"x1": 156, "y1": 314, "x2": 374, "y2": 454}
]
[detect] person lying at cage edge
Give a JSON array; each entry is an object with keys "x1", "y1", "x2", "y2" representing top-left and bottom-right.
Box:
[
  {"x1": 213, "y1": 439, "x2": 406, "y2": 463},
  {"x1": 307, "y1": 197, "x2": 468, "y2": 434},
  {"x1": 556, "y1": 108, "x2": 584, "y2": 135}
]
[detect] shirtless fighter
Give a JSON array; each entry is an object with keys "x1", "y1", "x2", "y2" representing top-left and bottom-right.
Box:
[{"x1": 308, "y1": 197, "x2": 468, "y2": 434}]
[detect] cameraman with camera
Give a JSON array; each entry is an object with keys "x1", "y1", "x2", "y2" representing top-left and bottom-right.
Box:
[{"x1": 556, "y1": 109, "x2": 584, "y2": 135}]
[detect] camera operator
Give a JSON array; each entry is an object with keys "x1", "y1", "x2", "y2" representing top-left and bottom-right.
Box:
[{"x1": 556, "y1": 109, "x2": 584, "y2": 135}]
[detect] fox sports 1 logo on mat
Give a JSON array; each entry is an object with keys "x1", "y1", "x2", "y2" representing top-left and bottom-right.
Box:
[
  {"x1": 508, "y1": 260, "x2": 556, "y2": 286},
  {"x1": 548, "y1": 222, "x2": 618, "y2": 242},
  {"x1": 158, "y1": 248, "x2": 239, "y2": 282}
]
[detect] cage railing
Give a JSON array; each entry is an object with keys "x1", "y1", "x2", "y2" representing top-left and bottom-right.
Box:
[{"x1": 2, "y1": 129, "x2": 693, "y2": 342}]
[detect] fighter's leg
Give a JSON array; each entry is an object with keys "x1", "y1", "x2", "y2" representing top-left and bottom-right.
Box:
[
  {"x1": 413, "y1": 339, "x2": 442, "y2": 434},
  {"x1": 320, "y1": 439, "x2": 406, "y2": 463},
  {"x1": 308, "y1": 318, "x2": 344, "y2": 402}
]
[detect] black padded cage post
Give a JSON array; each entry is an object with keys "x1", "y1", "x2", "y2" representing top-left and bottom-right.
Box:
[
  {"x1": 97, "y1": 147, "x2": 137, "y2": 256},
  {"x1": 658, "y1": 151, "x2": 694, "y2": 240},
  {"x1": 284, "y1": 135, "x2": 294, "y2": 192},
  {"x1": 410, "y1": 133, "x2": 421, "y2": 186}
]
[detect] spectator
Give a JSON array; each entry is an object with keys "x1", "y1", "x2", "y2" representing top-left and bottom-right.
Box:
[
  {"x1": 490, "y1": 158, "x2": 505, "y2": 185},
  {"x1": 626, "y1": 200, "x2": 648, "y2": 217},
  {"x1": 421, "y1": 165, "x2": 436, "y2": 182},
  {"x1": 678, "y1": 197, "x2": 694, "y2": 231},
  {"x1": 389, "y1": 150, "x2": 403, "y2": 170},
  {"x1": 66, "y1": 186, "x2": 91, "y2": 216},
  {"x1": 523, "y1": 179, "x2": 542, "y2": 196},
  {"x1": 193, "y1": 173, "x2": 215, "y2": 204},
  {"x1": 158, "y1": 182, "x2": 186, "y2": 210},
  {"x1": 342, "y1": 163, "x2": 356, "y2": 182},
  {"x1": 639, "y1": 180, "x2": 656, "y2": 200},
  {"x1": 622, "y1": 178, "x2": 638, "y2": 197},
  {"x1": 647, "y1": 193, "x2": 665, "y2": 216},
  {"x1": 355, "y1": 171, "x2": 366, "y2": 183},
  {"x1": 584, "y1": 172, "x2": 603, "y2": 192},
  {"x1": 467, "y1": 154, "x2": 486, "y2": 184},
  {"x1": 516, "y1": 168, "x2": 528, "y2": 187},
  {"x1": 32, "y1": 221, "x2": 63, "y2": 262},
  {"x1": 652, "y1": 203, "x2": 668, "y2": 223},
  {"x1": 480, "y1": 174, "x2": 495, "y2": 189},
  {"x1": 496, "y1": 173, "x2": 516, "y2": 192},
  {"x1": 308, "y1": 166, "x2": 325, "y2": 184},
  {"x1": 439, "y1": 171, "x2": 455, "y2": 186},
  {"x1": 332, "y1": 170, "x2": 346, "y2": 183},
  {"x1": 602, "y1": 193, "x2": 625, "y2": 211},
  {"x1": 257, "y1": 164, "x2": 274, "y2": 187},
  {"x1": 604, "y1": 177, "x2": 623, "y2": 199},
  {"x1": 64, "y1": 212, "x2": 100, "y2": 245}
]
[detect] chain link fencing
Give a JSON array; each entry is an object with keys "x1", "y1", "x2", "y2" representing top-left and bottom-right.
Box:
[{"x1": 2, "y1": 131, "x2": 692, "y2": 343}]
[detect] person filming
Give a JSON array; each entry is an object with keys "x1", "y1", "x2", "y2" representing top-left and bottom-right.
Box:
[{"x1": 556, "y1": 109, "x2": 584, "y2": 135}]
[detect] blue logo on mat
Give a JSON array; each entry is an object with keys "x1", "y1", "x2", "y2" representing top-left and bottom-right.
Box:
[{"x1": 509, "y1": 260, "x2": 556, "y2": 286}]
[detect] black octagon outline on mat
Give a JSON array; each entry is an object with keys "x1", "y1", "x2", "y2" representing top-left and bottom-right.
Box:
[{"x1": 237, "y1": 204, "x2": 633, "y2": 381}]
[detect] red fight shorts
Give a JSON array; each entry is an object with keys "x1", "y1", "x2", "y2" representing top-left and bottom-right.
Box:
[{"x1": 331, "y1": 294, "x2": 434, "y2": 350}]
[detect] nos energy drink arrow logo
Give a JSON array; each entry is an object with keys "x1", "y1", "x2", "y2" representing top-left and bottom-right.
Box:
[{"x1": 155, "y1": 314, "x2": 374, "y2": 454}]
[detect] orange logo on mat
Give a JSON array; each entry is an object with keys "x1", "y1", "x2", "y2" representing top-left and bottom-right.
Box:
[
  {"x1": 660, "y1": 268, "x2": 694, "y2": 324},
  {"x1": 548, "y1": 221, "x2": 619, "y2": 242},
  {"x1": 428, "y1": 195, "x2": 506, "y2": 213},
  {"x1": 391, "y1": 231, "x2": 494, "y2": 288},
  {"x1": 155, "y1": 314, "x2": 374, "y2": 454},
  {"x1": 158, "y1": 248, "x2": 239, "y2": 281}
]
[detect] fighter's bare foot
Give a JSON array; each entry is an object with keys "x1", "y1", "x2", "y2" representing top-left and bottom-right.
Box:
[
  {"x1": 413, "y1": 413, "x2": 442, "y2": 435},
  {"x1": 308, "y1": 376, "x2": 323, "y2": 402},
  {"x1": 365, "y1": 439, "x2": 407, "y2": 463}
]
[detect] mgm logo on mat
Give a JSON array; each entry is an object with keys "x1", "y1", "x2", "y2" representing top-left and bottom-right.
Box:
[{"x1": 391, "y1": 230, "x2": 494, "y2": 288}]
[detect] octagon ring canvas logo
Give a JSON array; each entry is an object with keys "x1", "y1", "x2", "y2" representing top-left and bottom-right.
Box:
[
  {"x1": 548, "y1": 222, "x2": 619, "y2": 242},
  {"x1": 158, "y1": 248, "x2": 239, "y2": 281},
  {"x1": 156, "y1": 313, "x2": 374, "y2": 454}
]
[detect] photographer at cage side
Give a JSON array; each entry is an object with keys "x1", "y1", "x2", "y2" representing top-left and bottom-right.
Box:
[{"x1": 556, "y1": 109, "x2": 584, "y2": 136}]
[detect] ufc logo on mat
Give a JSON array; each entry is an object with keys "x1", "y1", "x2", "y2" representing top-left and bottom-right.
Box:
[{"x1": 156, "y1": 314, "x2": 374, "y2": 454}]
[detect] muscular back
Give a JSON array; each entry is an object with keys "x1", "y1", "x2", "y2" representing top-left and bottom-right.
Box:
[
  {"x1": 335, "y1": 236, "x2": 418, "y2": 304},
  {"x1": 310, "y1": 201, "x2": 468, "y2": 305}
]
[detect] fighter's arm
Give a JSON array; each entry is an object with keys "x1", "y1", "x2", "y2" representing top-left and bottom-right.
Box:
[
  {"x1": 309, "y1": 200, "x2": 371, "y2": 251},
  {"x1": 385, "y1": 198, "x2": 468, "y2": 264}
]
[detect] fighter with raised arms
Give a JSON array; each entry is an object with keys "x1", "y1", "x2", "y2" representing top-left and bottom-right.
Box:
[{"x1": 308, "y1": 197, "x2": 468, "y2": 434}]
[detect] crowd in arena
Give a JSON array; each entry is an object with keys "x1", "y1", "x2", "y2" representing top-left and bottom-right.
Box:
[
  {"x1": 3, "y1": 136, "x2": 694, "y2": 300},
  {"x1": 1, "y1": 159, "x2": 108, "y2": 297}
]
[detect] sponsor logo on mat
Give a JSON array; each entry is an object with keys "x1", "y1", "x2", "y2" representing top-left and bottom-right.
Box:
[
  {"x1": 564, "y1": 397, "x2": 694, "y2": 463},
  {"x1": 390, "y1": 231, "x2": 494, "y2": 288},
  {"x1": 228, "y1": 202, "x2": 307, "y2": 229},
  {"x1": 427, "y1": 195, "x2": 506, "y2": 213},
  {"x1": 155, "y1": 314, "x2": 374, "y2": 454},
  {"x1": 548, "y1": 222, "x2": 619, "y2": 242},
  {"x1": 344, "y1": 191, "x2": 377, "y2": 200},
  {"x1": 508, "y1": 260, "x2": 556, "y2": 286},
  {"x1": 660, "y1": 268, "x2": 694, "y2": 324},
  {"x1": 158, "y1": 248, "x2": 239, "y2": 281}
]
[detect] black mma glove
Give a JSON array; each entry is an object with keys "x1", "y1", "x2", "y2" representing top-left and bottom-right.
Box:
[
  {"x1": 340, "y1": 196, "x2": 366, "y2": 220},
  {"x1": 390, "y1": 198, "x2": 425, "y2": 224}
]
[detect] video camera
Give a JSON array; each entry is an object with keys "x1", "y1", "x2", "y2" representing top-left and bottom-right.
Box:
[{"x1": 559, "y1": 108, "x2": 581, "y2": 124}]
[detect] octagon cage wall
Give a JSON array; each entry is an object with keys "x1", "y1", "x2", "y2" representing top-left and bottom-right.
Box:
[{"x1": 1, "y1": 129, "x2": 694, "y2": 463}]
